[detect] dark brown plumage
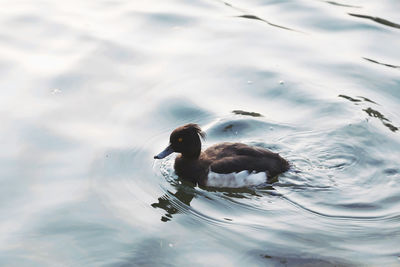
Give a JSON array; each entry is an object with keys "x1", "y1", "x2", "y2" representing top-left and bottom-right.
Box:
[{"x1": 154, "y1": 124, "x2": 289, "y2": 187}]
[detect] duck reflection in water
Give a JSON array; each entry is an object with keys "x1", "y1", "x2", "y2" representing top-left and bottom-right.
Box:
[
  {"x1": 151, "y1": 179, "x2": 266, "y2": 222},
  {"x1": 151, "y1": 180, "x2": 195, "y2": 222}
]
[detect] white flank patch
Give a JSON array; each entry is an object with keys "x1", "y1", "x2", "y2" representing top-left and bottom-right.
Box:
[{"x1": 206, "y1": 170, "x2": 267, "y2": 188}]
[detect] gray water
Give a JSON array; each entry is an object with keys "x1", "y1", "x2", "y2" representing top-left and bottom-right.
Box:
[{"x1": 1, "y1": 0, "x2": 400, "y2": 266}]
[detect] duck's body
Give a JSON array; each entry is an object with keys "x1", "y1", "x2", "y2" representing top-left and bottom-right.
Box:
[{"x1": 154, "y1": 124, "x2": 289, "y2": 187}]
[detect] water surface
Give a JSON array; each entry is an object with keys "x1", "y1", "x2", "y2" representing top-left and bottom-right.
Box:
[{"x1": 1, "y1": 0, "x2": 400, "y2": 266}]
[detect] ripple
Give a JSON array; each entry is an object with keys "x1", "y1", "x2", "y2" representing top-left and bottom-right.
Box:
[
  {"x1": 363, "y1": 57, "x2": 400, "y2": 69},
  {"x1": 363, "y1": 107, "x2": 398, "y2": 132},
  {"x1": 280, "y1": 194, "x2": 395, "y2": 221},
  {"x1": 232, "y1": 109, "x2": 262, "y2": 117},
  {"x1": 257, "y1": 251, "x2": 354, "y2": 267},
  {"x1": 348, "y1": 13, "x2": 400, "y2": 30},
  {"x1": 384, "y1": 168, "x2": 399, "y2": 175},
  {"x1": 323, "y1": 1, "x2": 362, "y2": 8},
  {"x1": 152, "y1": 97, "x2": 213, "y2": 126},
  {"x1": 220, "y1": 0, "x2": 301, "y2": 32},
  {"x1": 236, "y1": 15, "x2": 298, "y2": 32},
  {"x1": 338, "y1": 94, "x2": 399, "y2": 133},
  {"x1": 271, "y1": 119, "x2": 400, "y2": 223},
  {"x1": 204, "y1": 117, "x2": 294, "y2": 142}
]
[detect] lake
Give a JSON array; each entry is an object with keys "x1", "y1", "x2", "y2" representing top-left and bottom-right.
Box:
[{"x1": 1, "y1": 0, "x2": 400, "y2": 266}]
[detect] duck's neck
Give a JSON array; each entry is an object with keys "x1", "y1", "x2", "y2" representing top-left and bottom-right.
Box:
[
  {"x1": 181, "y1": 147, "x2": 201, "y2": 159},
  {"x1": 181, "y1": 134, "x2": 202, "y2": 159}
]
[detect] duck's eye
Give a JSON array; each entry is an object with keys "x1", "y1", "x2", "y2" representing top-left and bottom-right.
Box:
[{"x1": 178, "y1": 137, "x2": 183, "y2": 142}]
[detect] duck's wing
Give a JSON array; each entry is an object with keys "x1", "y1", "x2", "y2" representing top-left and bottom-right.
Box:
[
  {"x1": 205, "y1": 143, "x2": 289, "y2": 177},
  {"x1": 206, "y1": 143, "x2": 277, "y2": 159},
  {"x1": 209, "y1": 155, "x2": 285, "y2": 177}
]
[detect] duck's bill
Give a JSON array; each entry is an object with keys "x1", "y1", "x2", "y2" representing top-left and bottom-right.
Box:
[{"x1": 154, "y1": 145, "x2": 174, "y2": 159}]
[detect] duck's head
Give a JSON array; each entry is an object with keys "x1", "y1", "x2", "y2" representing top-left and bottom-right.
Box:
[{"x1": 154, "y1": 123, "x2": 206, "y2": 159}]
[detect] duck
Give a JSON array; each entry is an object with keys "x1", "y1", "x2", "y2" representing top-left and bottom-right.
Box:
[{"x1": 154, "y1": 123, "x2": 289, "y2": 187}]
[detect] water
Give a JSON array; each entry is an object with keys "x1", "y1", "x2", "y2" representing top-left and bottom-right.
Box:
[{"x1": 1, "y1": 0, "x2": 400, "y2": 266}]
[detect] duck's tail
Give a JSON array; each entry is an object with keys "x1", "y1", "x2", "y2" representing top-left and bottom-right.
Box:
[{"x1": 280, "y1": 156, "x2": 290, "y2": 172}]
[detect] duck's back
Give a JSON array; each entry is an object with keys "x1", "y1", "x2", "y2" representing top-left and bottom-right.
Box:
[{"x1": 203, "y1": 142, "x2": 289, "y2": 178}]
